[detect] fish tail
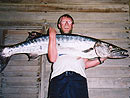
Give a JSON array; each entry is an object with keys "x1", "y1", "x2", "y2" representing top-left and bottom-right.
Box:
[{"x1": 0, "y1": 46, "x2": 11, "y2": 73}]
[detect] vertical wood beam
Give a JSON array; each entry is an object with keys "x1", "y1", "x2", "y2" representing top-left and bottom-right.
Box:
[
  {"x1": 38, "y1": 21, "x2": 50, "y2": 98},
  {"x1": 38, "y1": 56, "x2": 46, "y2": 98}
]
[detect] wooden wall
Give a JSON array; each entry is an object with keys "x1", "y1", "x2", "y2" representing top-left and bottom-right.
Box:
[{"x1": 0, "y1": 0, "x2": 130, "y2": 98}]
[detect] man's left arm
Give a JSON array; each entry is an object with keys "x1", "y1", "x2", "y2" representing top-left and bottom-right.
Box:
[{"x1": 83, "y1": 58, "x2": 107, "y2": 69}]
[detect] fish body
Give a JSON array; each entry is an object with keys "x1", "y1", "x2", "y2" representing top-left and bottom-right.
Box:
[{"x1": 0, "y1": 34, "x2": 129, "y2": 72}]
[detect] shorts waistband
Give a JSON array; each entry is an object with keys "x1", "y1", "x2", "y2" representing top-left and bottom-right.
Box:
[
  {"x1": 51, "y1": 71, "x2": 86, "y2": 81},
  {"x1": 64, "y1": 71, "x2": 75, "y2": 76}
]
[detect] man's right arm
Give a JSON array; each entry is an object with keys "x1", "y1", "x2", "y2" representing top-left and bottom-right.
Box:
[{"x1": 48, "y1": 27, "x2": 58, "y2": 62}]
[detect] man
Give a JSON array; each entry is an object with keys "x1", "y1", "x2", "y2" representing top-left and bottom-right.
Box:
[{"x1": 48, "y1": 14, "x2": 107, "y2": 98}]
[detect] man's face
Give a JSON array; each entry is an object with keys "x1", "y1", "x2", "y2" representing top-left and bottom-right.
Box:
[{"x1": 58, "y1": 17, "x2": 73, "y2": 34}]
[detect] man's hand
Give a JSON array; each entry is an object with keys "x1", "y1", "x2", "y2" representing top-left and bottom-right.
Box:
[{"x1": 49, "y1": 27, "x2": 56, "y2": 37}]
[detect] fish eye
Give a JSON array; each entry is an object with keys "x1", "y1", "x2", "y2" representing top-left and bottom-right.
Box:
[{"x1": 109, "y1": 46, "x2": 113, "y2": 49}]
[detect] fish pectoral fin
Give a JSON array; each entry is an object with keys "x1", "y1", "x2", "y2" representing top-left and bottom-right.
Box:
[
  {"x1": 26, "y1": 53, "x2": 39, "y2": 61},
  {"x1": 82, "y1": 48, "x2": 94, "y2": 53}
]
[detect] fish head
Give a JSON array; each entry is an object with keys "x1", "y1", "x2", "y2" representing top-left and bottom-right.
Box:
[{"x1": 94, "y1": 41, "x2": 129, "y2": 59}]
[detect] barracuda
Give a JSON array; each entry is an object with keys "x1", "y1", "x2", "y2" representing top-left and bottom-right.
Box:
[{"x1": 0, "y1": 34, "x2": 129, "y2": 72}]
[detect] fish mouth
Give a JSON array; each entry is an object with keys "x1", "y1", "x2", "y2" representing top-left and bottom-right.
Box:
[{"x1": 110, "y1": 49, "x2": 129, "y2": 59}]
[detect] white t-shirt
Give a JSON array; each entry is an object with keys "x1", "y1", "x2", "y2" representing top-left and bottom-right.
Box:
[{"x1": 51, "y1": 54, "x2": 87, "y2": 79}]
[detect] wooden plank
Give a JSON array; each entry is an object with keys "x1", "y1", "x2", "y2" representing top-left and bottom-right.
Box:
[
  {"x1": 4, "y1": 36, "x2": 27, "y2": 42},
  {"x1": 41, "y1": 0, "x2": 129, "y2": 4},
  {"x1": 0, "y1": 26, "x2": 42, "y2": 30},
  {"x1": 8, "y1": 60, "x2": 39, "y2": 66},
  {"x1": 2, "y1": 82, "x2": 38, "y2": 87},
  {"x1": 0, "y1": 3, "x2": 128, "y2": 12},
  {"x1": 7, "y1": 30, "x2": 40, "y2": 34},
  {"x1": 4, "y1": 38, "x2": 27, "y2": 45},
  {"x1": 0, "y1": 20, "x2": 44, "y2": 28},
  {"x1": 2, "y1": 71, "x2": 38, "y2": 77},
  {"x1": 0, "y1": 20, "x2": 129, "y2": 30},
  {"x1": 86, "y1": 67, "x2": 130, "y2": 78},
  {"x1": 87, "y1": 77, "x2": 130, "y2": 88},
  {"x1": 0, "y1": 21, "x2": 129, "y2": 30},
  {"x1": 4, "y1": 33, "x2": 27, "y2": 38},
  {"x1": 0, "y1": 0, "x2": 129, "y2": 4},
  {"x1": 0, "y1": 12, "x2": 128, "y2": 22},
  {"x1": 73, "y1": 22, "x2": 130, "y2": 28},
  {"x1": 3, "y1": 65, "x2": 40, "y2": 72},
  {"x1": 2, "y1": 77, "x2": 38, "y2": 83},
  {"x1": 89, "y1": 88, "x2": 130, "y2": 98},
  {"x1": 2, "y1": 87, "x2": 38, "y2": 94},
  {"x1": 73, "y1": 27, "x2": 129, "y2": 33},
  {"x1": 1, "y1": 94, "x2": 38, "y2": 98}
]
